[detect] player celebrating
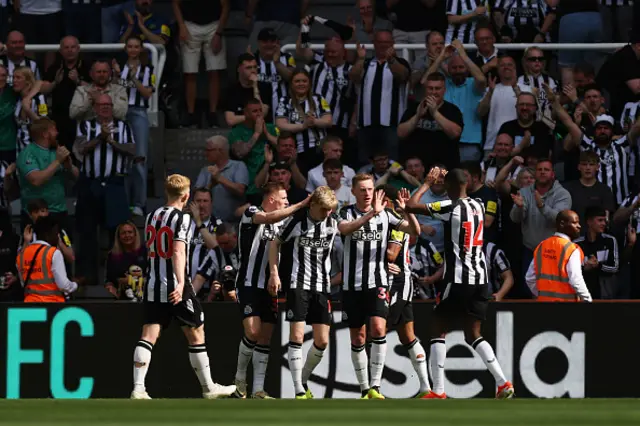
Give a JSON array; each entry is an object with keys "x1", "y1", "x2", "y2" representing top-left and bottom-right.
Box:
[
  {"x1": 230, "y1": 183, "x2": 311, "y2": 399},
  {"x1": 338, "y1": 175, "x2": 419, "y2": 399},
  {"x1": 269, "y1": 186, "x2": 339, "y2": 399},
  {"x1": 131, "y1": 174, "x2": 236, "y2": 400},
  {"x1": 407, "y1": 167, "x2": 515, "y2": 399}
]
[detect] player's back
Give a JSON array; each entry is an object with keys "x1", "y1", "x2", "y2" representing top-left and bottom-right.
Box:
[{"x1": 144, "y1": 205, "x2": 194, "y2": 303}]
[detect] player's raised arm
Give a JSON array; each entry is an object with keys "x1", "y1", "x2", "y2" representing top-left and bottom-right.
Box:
[
  {"x1": 253, "y1": 195, "x2": 311, "y2": 225},
  {"x1": 406, "y1": 167, "x2": 447, "y2": 215},
  {"x1": 338, "y1": 189, "x2": 386, "y2": 235},
  {"x1": 395, "y1": 187, "x2": 420, "y2": 236}
]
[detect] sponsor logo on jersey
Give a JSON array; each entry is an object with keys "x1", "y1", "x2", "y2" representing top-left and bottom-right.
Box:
[
  {"x1": 352, "y1": 230, "x2": 382, "y2": 241},
  {"x1": 299, "y1": 237, "x2": 331, "y2": 248}
]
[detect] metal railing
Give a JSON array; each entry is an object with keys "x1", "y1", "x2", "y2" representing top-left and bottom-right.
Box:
[{"x1": 26, "y1": 43, "x2": 166, "y2": 127}]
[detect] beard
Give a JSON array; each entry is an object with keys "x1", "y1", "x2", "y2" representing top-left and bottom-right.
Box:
[{"x1": 595, "y1": 134, "x2": 610, "y2": 145}]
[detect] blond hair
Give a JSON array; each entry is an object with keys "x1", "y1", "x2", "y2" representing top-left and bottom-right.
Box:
[
  {"x1": 110, "y1": 221, "x2": 142, "y2": 255},
  {"x1": 165, "y1": 174, "x2": 191, "y2": 200},
  {"x1": 14, "y1": 66, "x2": 36, "y2": 92},
  {"x1": 311, "y1": 186, "x2": 338, "y2": 211},
  {"x1": 351, "y1": 173, "x2": 374, "y2": 187}
]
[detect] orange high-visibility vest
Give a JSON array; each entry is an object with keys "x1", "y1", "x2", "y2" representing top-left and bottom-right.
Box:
[
  {"x1": 18, "y1": 243, "x2": 64, "y2": 303},
  {"x1": 533, "y1": 235, "x2": 584, "y2": 302}
]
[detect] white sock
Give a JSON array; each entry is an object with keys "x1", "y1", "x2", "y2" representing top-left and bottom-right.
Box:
[
  {"x1": 133, "y1": 340, "x2": 153, "y2": 393},
  {"x1": 407, "y1": 339, "x2": 431, "y2": 393},
  {"x1": 235, "y1": 335, "x2": 255, "y2": 382},
  {"x1": 369, "y1": 336, "x2": 387, "y2": 388},
  {"x1": 302, "y1": 344, "x2": 325, "y2": 385},
  {"x1": 351, "y1": 344, "x2": 369, "y2": 391},
  {"x1": 472, "y1": 337, "x2": 507, "y2": 386},
  {"x1": 429, "y1": 338, "x2": 446, "y2": 395},
  {"x1": 288, "y1": 342, "x2": 305, "y2": 395},
  {"x1": 252, "y1": 344, "x2": 270, "y2": 394},
  {"x1": 188, "y1": 344, "x2": 215, "y2": 393}
]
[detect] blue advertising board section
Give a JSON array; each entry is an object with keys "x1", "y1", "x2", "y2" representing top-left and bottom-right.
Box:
[{"x1": 0, "y1": 302, "x2": 638, "y2": 399}]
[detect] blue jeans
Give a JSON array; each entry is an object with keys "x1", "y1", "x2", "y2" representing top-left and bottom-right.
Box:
[
  {"x1": 459, "y1": 143, "x2": 482, "y2": 162},
  {"x1": 65, "y1": 1, "x2": 102, "y2": 43},
  {"x1": 101, "y1": 1, "x2": 134, "y2": 43},
  {"x1": 558, "y1": 12, "x2": 604, "y2": 67},
  {"x1": 126, "y1": 107, "x2": 149, "y2": 209}
]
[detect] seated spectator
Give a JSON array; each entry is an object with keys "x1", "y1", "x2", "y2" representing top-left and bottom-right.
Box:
[
  {"x1": 267, "y1": 160, "x2": 308, "y2": 204},
  {"x1": 246, "y1": 0, "x2": 306, "y2": 48},
  {"x1": 186, "y1": 188, "x2": 222, "y2": 282},
  {"x1": 272, "y1": 131, "x2": 307, "y2": 189},
  {"x1": 323, "y1": 158, "x2": 355, "y2": 211},
  {"x1": 13, "y1": 67, "x2": 48, "y2": 154},
  {"x1": 411, "y1": 31, "x2": 446, "y2": 90},
  {"x1": 412, "y1": 236, "x2": 445, "y2": 300},
  {"x1": 353, "y1": 0, "x2": 393, "y2": 46},
  {"x1": 0, "y1": 31, "x2": 40, "y2": 85},
  {"x1": 472, "y1": 24, "x2": 499, "y2": 78},
  {"x1": 194, "y1": 223, "x2": 240, "y2": 302},
  {"x1": 493, "y1": 0, "x2": 555, "y2": 44},
  {"x1": 404, "y1": 156, "x2": 426, "y2": 184},
  {"x1": 371, "y1": 152, "x2": 422, "y2": 190},
  {"x1": 65, "y1": 0, "x2": 102, "y2": 44},
  {"x1": 460, "y1": 161, "x2": 499, "y2": 242},
  {"x1": 0, "y1": 210, "x2": 20, "y2": 302},
  {"x1": 104, "y1": 221, "x2": 147, "y2": 300},
  {"x1": 174, "y1": 0, "x2": 229, "y2": 128},
  {"x1": 306, "y1": 136, "x2": 355, "y2": 192},
  {"x1": 485, "y1": 241, "x2": 514, "y2": 301},
  {"x1": 564, "y1": 151, "x2": 616, "y2": 230},
  {"x1": 20, "y1": 198, "x2": 74, "y2": 263},
  {"x1": 483, "y1": 134, "x2": 520, "y2": 185},
  {"x1": 195, "y1": 135, "x2": 249, "y2": 223},
  {"x1": 412, "y1": 164, "x2": 449, "y2": 251},
  {"x1": 0, "y1": 64, "x2": 16, "y2": 164},
  {"x1": 574, "y1": 206, "x2": 619, "y2": 300},
  {"x1": 119, "y1": 0, "x2": 170, "y2": 45},
  {"x1": 14, "y1": 0, "x2": 63, "y2": 70},
  {"x1": 445, "y1": 0, "x2": 488, "y2": 44},
  {"x1": 69, "y1": 58, "x2": 128, "y2": 122},
  {"x1": 517, "y1": 46, "x2": 558, "y2": 125},
  {"x1": 223, "y1": 53, "x2": 272, "y2": 127}
]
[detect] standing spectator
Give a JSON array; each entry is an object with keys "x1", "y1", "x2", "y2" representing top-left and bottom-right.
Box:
[
  {"x1": 73, "y1": 94, "x2": 136, "y2": 284},
  {"x1": 460, "y1": 161, "x2": 499, "y2": 241},
  {"x1": 599, "y1": 0, "x2": 635, "y2": 43},
  {"x1": 387, "y1": 0, "x2": 447, "y2": 61},
  {"x1": 275, "y1": 69, "x2": 333, "y2": 175},
  {"x1": 195, "y1": 135, "x2": 249, "y2": 223},
  {"x1": 510, "y1": 158, "x2": 572, "y2": 282},
  {"x1": 101, "y1": 1, "x2": 135, "y2": 44},
  {"x1": 445, "y1": 0, "x2": 488, "y2": 44},
  {"x1": 323, "y1": 158, "x2": 355, "y2": 210},
  {"x1": 411, "y1": 31, "x2": 445, "y2": 90},
  {"x1": 113, "y1": 35, "x2": 154, "y2": 216},
  {"x1": 398, "y1": 73, "x2": 463, "y2": 170},
  {"x1": 472, "y1": 25, "x2": 499, "y2": 78},
  {"x1": 246, "y1": 0, "x2": 308, "y2": 48},
  {"x1": 0, "y1": 212, "x2": 19, "y2": 302},
  {"x1": 353, "y1": 0, "x2": 393, "y2": 45},
  {"x1": 14, "y1": 0, "x2": 63, "y2": 70},
  {"x1": 64, "y1": 0, "x2": 102, "y2": 44},
  {"x1": 119, "y1": 0, "x2": 170, "y2": 45},
  {"x1": 13, "y1": 67, "x2": 48, "y2": 154},
  {"x1": 20, "y1": 198, "x2": 75, "y2": 264},
  {"x1": 104, "y1": 221, "x2": 147, "y2": 299},
  {"x1": 574, "y1": 206, "x2": 619, "y2": 299},
  {"x1": 0, "y1": 65, "x2": 16, "y2": 164},
  {"x1": 44, "y1": 36, "x2": 91, "y2": 152},
  {"x1": 173, "y1": 0, "x2": 229, "y2": 129},
  {"x1": 517, "y1": 46, "x2": 558, "y2": 125},
  {"x1": 493, "y1": 0, "x2": 556, "y2": 44},
  {"x1": 305, "y1": 136, "x2": 355, "y2": 192},
  {"x1": 0, "y1": 30, "x2": 40, "y2": 85},
  {"x1": 223, "y1": 53, "x2": 272, "y2": 127},
  {"x1": 69, "y1": 59, "x2": 128, "y2": 122},
  {"x1": 350, "y1": 30, "x2": 410, "y2": 166},
  {"x1": 186, "y1": 188, "x2": 221, "y2": 286}
]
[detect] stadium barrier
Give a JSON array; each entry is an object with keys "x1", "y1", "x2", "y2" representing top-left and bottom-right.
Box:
[{"x1": 2, "y1": 302, "x2": 639, "y2": 399}]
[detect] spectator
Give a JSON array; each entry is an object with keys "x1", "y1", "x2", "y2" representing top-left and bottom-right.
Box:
[
  {"x1": 223, "y1": 53, "x2": 272, "y2": 127},
  {"x1": 14, "y1": 1, "x2": 63, "y2": 70},
  {"x1": 323, "y1": 158, "x2": 355, "y2": 210},
  {"x1": 13, "y1": 67, "x2": 48, "y2": 154},
  {"x1": 102, "y1": 1, "x2": 135, "y2": 44},
  {"x1": 195, "y1": 223, "x2": 240, "y2": 302},
  {"x1": 572, "y1": 62, "x2": 597, "y2": 95},
  {"x1": 404, "y1": 156, "x2": 426, "y2": 183},
  {"x1": 398, "y1": 72, "x2": 463, "y2": 170},
  {"x1": 414, "y1": 164, "x2": 450, "y2": 251},
  {"x1": 614, "y1": 190, "x2": 640, "y2": 297},
  {"x1": 350, "y1": 30, "x2": 410, "y2": 166},
  {"x1": 173, "y1": 0, "x2": 229, "y2": 129},
  {"x1": 574, "y1": 206, "x2": 619, "y2": 299},
  {"x1": 104, "y1": 220, "x2": 147, "y2": 299},
  {"x1": 305, "y1": 136, "x2": 355, "y2": 192},
  {"x1": 517, "y1": 46, "x2": 558, "y2": 125},
  {"x1": 411, "y1": 31, "x2": 445, "y2": 90},
  {"x1": 483, "y1": 134, "x2": 520, "y2": 184},
  {"x1": 472, "y1": 25, "x2": 499, "y2": 78},
  {"x1": 20, "y1": 198, "x2": 75, "y2": 264},
  {"x1": 0, "y1": 211, "x2": 19, "y2": 302},
  {"x1": 253, "y1": 159, "x2": 308, "y2": 206},
  {"x1": 73, "y1": 94, "x2": 136, "y2": 284},
  {"x1": 460, "y1": 161, "x2": 499, "y2": 241},
  {"x1": 255, "y1": 131, "x2": 307, "y2": 192},
  {"x1": 230, "y1": 98, "x2": 279, "y2": 205},
  {"x1": 478, "y1": 55, "x2": 531, "y2": 157},
  {"x1": 445, "y1": 0, "x2": 488, "y2": 44},
  {"x1": 493, "y1": 0, "x2": 556, "y2": 44},
  {"x1": 412, "y1": 236, "x2": 444, "y2": 299},
  {"x1": 564, "y1": 151, "x2": 616, "y2": 230},
  {"x1": 275, "y1": 69, "x2": 332, "y2": 174},
  {"x1": 387, "y1": 0, "x2": 446, "y2": 60},
  {"x1": 69, "y1": 59, "x2": 128, "y2": 122},
  {"x1": 44, "y1": 36, "x2": 91, "y2": 152},
  {"x1": 17, "y1": 118, "x2": 78, "y2": 230},
  {"x1": 0, "y1": 31, "x2": 40, "y2": 85},
  {"x1": 113, "y1": 35, "x2": 154, "y2": 216},
  {"x1": 119, "y1": 0, "x2": 170, "y2": 45},
  {"x1": 186, "y1": 188, "x2": 221, "y2": 281},
  {"x1": 0, "y1": 65, "x2": 16, "y2": 164},
  {"x1": 599, "y1": 0, "x2": 635, "y2": 43},
  {"x1": 246, "y1": 0, "x2": 308, "y2": 48},
  {"x1": 485, "y1": 242, "x2": 514, "y2": 301},
  {"x1": 353, "y1": 0, "x2": 393, "y2": 45},
  {"x1": 370, "y1": 151, "x2": 421, "y2": 190},
  {"x1": 510, "y1": 158, "x2": 572, "y2": 281},
  {"x1": 195, "y1": 135, "x2": 249, "y2": 223},
  {"x1": 65, "y1": 0, "x2": 102, "y2": 44}
]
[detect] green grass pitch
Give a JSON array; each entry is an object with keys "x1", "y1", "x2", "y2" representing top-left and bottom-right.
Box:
[{"x1": 1, "y1": 399, "x2": 640, "y2": 426}]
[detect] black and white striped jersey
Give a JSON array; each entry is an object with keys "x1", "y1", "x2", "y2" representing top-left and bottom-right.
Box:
[
  {"x1": 309, "y1": 52, "x2": 354, "y2": 129},
  {"x1": 15, "y1": 93, "x2": 48, "y2": 153},
  {"x1": 446, "y1": 0, "x2": 487, "y2": 43},
  {"x1": 76, "y1": 119, "x2": 135, "y2": 179},
  {"x1": 116, "y1": 62, "x2": 155, "y2": 109},
  {"x1": 580, "y1": 134, "x2": 631, "y2": 205},
  {"x1": 277, "y1": 208, "x2": 340, "y2": 293},
  {"x1": 144, "y1": 206, "x2": 194, "y2": 303},
  {"x1": 357, "y1": 58, "x2": 410, "y2": 128},
  {"x1": 256, "y1": 51, "x2": 296, "y2": 120},
  {"x1": 388, "y1": 225, "x2": 413, "y2": 302},
  {"x1": 0, "y1": 55, "x2": 41, "y2": 86},
  {"x1": 517, "y1": 73, "x2": 557, "y2": 122},
  {"x1": 422, "y1": 197, "x2": 488, "y2": 285},
  {"x1": 339, "y1": 205, "x2": 403, "y2": 291},
  {"x1": 197, "y1": 246, "x2": 240, "y2": 281},
  {"x1": 188, "y1": 215, "x2": 222, "y2": 281},
  {"x1": 412, "y1": 237, "x2": 444, "y2": 299},
  {"x1": 275, "y1": 94, "x2": 332, "y2": 153},
  {"x1": 237, "y1": 206, "x2": 282, "y2": 289},
  {"x1": 493, "y1": 0, "x2": 555, "y2": 41},
  {"x1": 599, "y1": 0, "x2": 634, "y2": 6},
  {"x1": 484, "y1": 242, "x2": 511, "y2": 294}
]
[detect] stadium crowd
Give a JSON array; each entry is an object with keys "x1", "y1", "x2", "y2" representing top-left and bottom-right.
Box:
[{"x1": 0, "y1": 0, "x2": 638, "y2": 304}]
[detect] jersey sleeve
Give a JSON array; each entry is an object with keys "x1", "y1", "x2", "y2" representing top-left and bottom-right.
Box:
[
  {"x1": 484, "y1": 192, "x2": 499, "y2": 218},
  {"x1": 174, "y1": 213, "x2": 192, "y2": 243},
  {"x1": 318, "y1": 96, "x2": 332, "y2": 115},
  {"x1": 34, "y1": 94, "x2": 48, "y2": 117},
  {"x1": 580, "y1": 135, "x2": 595, "y2": 151},
  {"x1": 277, "y1": 216, "x2": 301, "y2": 243},
  {"x1": 243, "y1": 205, "x2": 260, "y2": 224},
  {"x1": 426, "y1": 242, "x2": 444, "y2": 269},
  {"x1": 197, "y1": 250, "x2": 218, "y2": 281},
  {"x1": 494, "y1": 248, "x2": 511, "y2": 274},
  {"x1": 386, "y1": 209, "x2": 403, "y2": 228},
  {"x1": 425, "y1": 200, "x2": 454, "y2": 221}
]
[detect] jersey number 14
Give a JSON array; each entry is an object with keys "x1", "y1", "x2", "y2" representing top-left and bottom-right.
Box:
[{"x1": 462, "y1": 220, "x2": 483, "y2": 250}]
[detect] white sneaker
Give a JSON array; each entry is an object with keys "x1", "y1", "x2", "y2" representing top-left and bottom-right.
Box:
[
  {"x1": 131, "y1": 207, "x2": 144, "y2": 216},
  {"x1": 203, "y1": 383, "x2": 237, "y2": 399},
  {"x1": 130, "y1": 390, "x2": 152, "y2": 399}
]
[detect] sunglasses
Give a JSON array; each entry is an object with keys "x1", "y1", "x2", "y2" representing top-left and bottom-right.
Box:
[{"x1": 527, "y1": 56, "x2": 545, "y2": 62}]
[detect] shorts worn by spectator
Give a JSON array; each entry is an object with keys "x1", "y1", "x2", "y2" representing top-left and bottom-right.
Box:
[
  {"x1": 223, "y1": 53, "x2": 273, "y2": 127},
  {"x1": 70, "y1": 59, "x2": 129, "y2": 122},
  {"x1": 388, "y1": 0, "x2": 446, "y2": 57},
  {"x1": 305, "y1": 136, "x2": 355, "y2": 193},
  {"x1": 119, "y1": 0, "x2": 170, "y2": 46},
  {"x1": 65, "y1": 0, "x2": 102, "y2": 44},
  {"x1": 0, "y1": 65, "x2": 16, "y2": 164},
  {"x1": 105, "y1": 221, "x2": 147, "y2": 300},
  {"x1": 14, "y1": 0, "x2": 63, "y2": 69},
  {"x1": 247, "y1": 0, "x2": 307, "y2": 49},
  {"x1": 0, "y1": 31, "x2": 40, "y2": 86}
]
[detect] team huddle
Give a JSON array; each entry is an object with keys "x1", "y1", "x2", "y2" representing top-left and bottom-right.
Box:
[{"x1": 130, "y1": 168, "x2": 514, "y2": 400}]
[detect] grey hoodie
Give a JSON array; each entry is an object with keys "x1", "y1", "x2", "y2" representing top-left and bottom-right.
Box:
[{"x1": 510, "y1": 180, "x2": 572, "y2": 250}]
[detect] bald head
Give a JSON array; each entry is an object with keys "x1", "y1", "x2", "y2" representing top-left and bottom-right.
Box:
[
  {"x1": 556, "y1": 210, "x2": 581, "y2": 240},
  {"x1": 448, "y1": 55, "x2": 468, "y2": 84},
  {"x1": 6, "y1": 31, "x2": 25, "y2": 59}
]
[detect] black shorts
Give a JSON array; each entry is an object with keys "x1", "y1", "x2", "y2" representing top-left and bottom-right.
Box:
[
  {"x1": 285, "y1": 289, "x2": 332, "y2": 325},
  {"x1": 435, "y1": 283, "x2": 489, "y2": 321},
  {"x1": 387, "y1": 286, "x2": 414, "y2": 327},
  {"x1": 143, "y1": 295, "x2": 205, "y2": 329},
  {"x1": 342, "y1": 287, "x2": 390, "y2": 329},
  {"x1": 237, "y1": 286, "x2": 278, "y2": 324}
]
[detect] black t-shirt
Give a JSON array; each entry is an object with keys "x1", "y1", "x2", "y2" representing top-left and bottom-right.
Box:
[
  {"x1": 179, "y1": 0, "x2": 222, "y2": 25},
  {"x1": 0, "y1": 229, "x2": 20, "y2": 302},
  {"x1": 222, "y1": 81, "x2": 274, "y2": 123},
  {"x1": 44, "y1": 59, "x2": 91, "y2": 121},
  {"x1": 468, "y1": 185, "x2": 499, "y2": 243},
  {"x1": 596, "y1": 45, "x2": 640, "y2": 120},
  {"x1": 563, "y1": 180, "x2": 616, "y2": 230},
  {"x1": 498, "y1": 119, "x2": 553, "y2": 159},
  {"x1": 400, "y1": 100, "x2": 464, "y2": 170},
  {"x1": 390, "y1": 0, "x2": 447, "y2": 33}
]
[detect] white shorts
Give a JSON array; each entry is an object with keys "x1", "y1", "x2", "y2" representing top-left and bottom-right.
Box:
[{"x1": 180, "y1": 20, "x2": 227, "y2": 73}]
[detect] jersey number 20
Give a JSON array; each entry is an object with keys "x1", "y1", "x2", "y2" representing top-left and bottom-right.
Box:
[
  {"x1": 462, "y1": 220, "x2": 483, "y2": 250},
  {"x1": 146, "y1": 225, "x2": 174, "y2": 259}
]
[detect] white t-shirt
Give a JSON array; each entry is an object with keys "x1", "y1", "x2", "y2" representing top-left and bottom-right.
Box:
[
  {"x1": 333, "y1": 185, "x2": 356, "y2": 212},
  {"x1": 306, "y1": 164, "x2": 356, "y2": 192},
  {"x1": 20, "y1": 0, "x2": 61, "y2": 14},
  {"x1": 485, "y1": 82, "x2": 532, "y2": 151}
]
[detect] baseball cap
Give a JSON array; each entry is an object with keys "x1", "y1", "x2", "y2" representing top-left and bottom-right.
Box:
[
  {"x1": 269, "y1": 161, "x2": 290, "y2": 172},
  {"x1": 258, "y1": 28, "x2": 278, "y2": 42},
  {"x1": 594, "y1": 114, "x2": 614, "y2": 127}
]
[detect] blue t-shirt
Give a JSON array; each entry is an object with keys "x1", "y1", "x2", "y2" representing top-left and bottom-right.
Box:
[
  {"x1": 415, "y1": 188, "x2": 449, "y2": 252},
  {"x1": 444, "y1": 77, "x2": 484, "y2": 145}
]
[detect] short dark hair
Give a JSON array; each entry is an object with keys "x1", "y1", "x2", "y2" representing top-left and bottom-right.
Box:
[
  {"x1": 582, "y1": 83, "x2": 602, "y2": 96},
  {"x1": 425, "y1": 72, "x2": 445, "y2": 83},
  {"x1": 33, "y1": 214, "x2": 58, "y2": 241},
  {"x1": 585, "y1": 205, "x2": 607, "y2": 220},
  {"x1": 537, "y1": 157, "x2": 554, "y2": 167},
  {"x1": 573, "y1": 62, "x2": 595, "y2": 78},
  {"x1": 474, "y1": 22, "x2": 494, "y2": 36},
  {"x1": 193, "y1": 187, "x2": 212, "y2": 199},
  {"x1": 215, "y1": 222, "x2": 236, "y2": 237},
  {"x1": 277, "y1": 131, "x2": 295, "y2": 143},
  {"x1": 444, "y1": 168, "x2": 468, "y2": 186},
  {"x1": 322, "y1": 158, "x2": 343, "y2": 171},
  {"x1": 371, "y1": 149, "x2": 389, "y2": 159},
  {"x1": 125, "y1": 35, "x2": 143, "y2": 46},
  {"x1": 237, "y1": 52, "x2": 256, "y2": 66},
  {"x1": 579, "y1": 151, "x2": 600, "y2": 164},
  {"x1": 27, "y1": 198, "x2": 48, "y2": 214},
  {"x1": 376, "y1": 184, "x2": 398, "y2": 201},
  {"x1": 460, "y1": 161, "x2": 483, "y2": 179},
  {"x1": 91, "y1": 58, "x2": 111, "y2": 70},
  {"x1": 244, "y1": 98, "x2": 262, "y2": 108}
]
